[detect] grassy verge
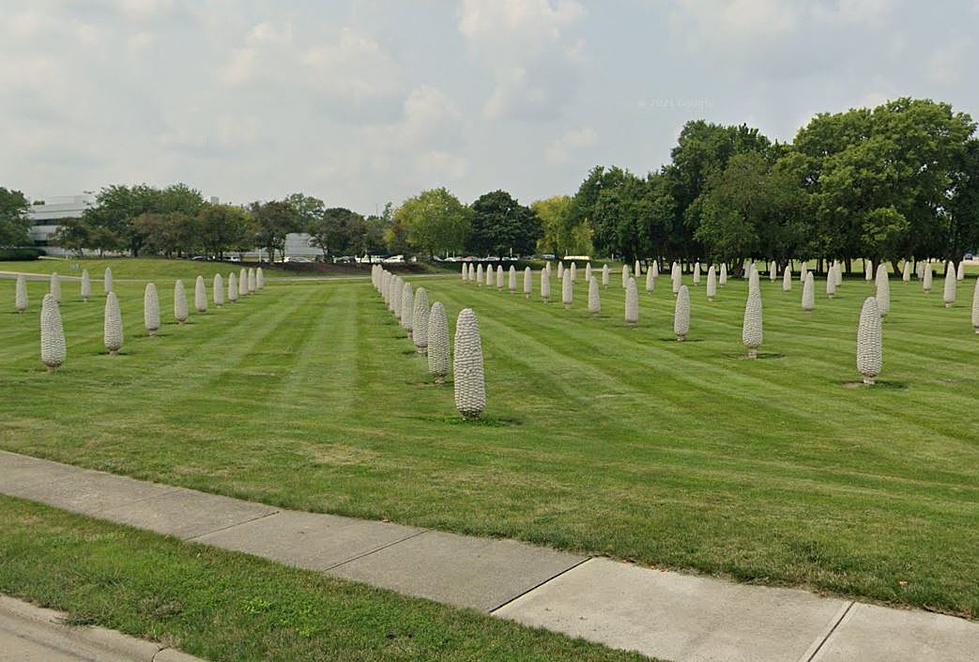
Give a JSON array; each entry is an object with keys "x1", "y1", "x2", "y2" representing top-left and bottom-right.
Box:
[
  {"x1": 0, "y1": 496, "x2": 643, "y2": 661},
  {"x1": 0, "y1": 261, "x2": 976, "y2": 618}
]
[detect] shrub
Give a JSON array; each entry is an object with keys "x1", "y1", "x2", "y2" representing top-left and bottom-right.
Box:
[
  {"x1": 103, "y1": 291, "x2": 124, "y2": 355},
  {"x1": 674, "y1": 285, "x2": 690, "y2": 341},
  {"x1": 0, "y1": 247, "x2": 42, "y2": 261},
  {"x1": 81, "y1": 269, "x2": 91, "y2": 302},
  {"x1": 602, "y1": 264, "x2": 610, "y2": 288},
  {"x1": 15, "y1": 275, "x2": 27, "y2": 313},
  {"x1": 453, "y1": 308, "x2": 485, "y2": 420},
  {"x1": 49, "y1": 272, "x2": 61, "y2": 303},
  {"x1": 562, "y1": 271, "x2": 573, "y2": 309},
  {"x1": 875, "y1": 264, "x2": 890, "y2": 317},
  {"x1": 174, "y1": 280, "x2": 188, "y2": 323},
  {"x1": 401, "y1": 283, "x2": 414, "y2": 331},
  {"x1": 427, "y1": 302, "x2": 449, "y2": 382},
  {"x1": 588, "y1": 276, "x2": 601, "y2": 316},
  {"x1": 195, "y1": 275, "x2": 208, "y2": 313},
  {"x1": 943, "y1": 261, "x2": 956, "y2": 307},
  {"x1": 802, "y1": 272, "x2": 815, "y2": 311},
  {"x1": 104, "y1": 267, "x2": 113, "y2": 294},
  {"x1": 144, "y1": 283, "x2": 160, "y2": 335},
  {"x1": 523, "y1": 267, "x2": 532, "y2": 297},
  {"x1": 412, "y1": 287, "x2": 429, "y2": 354},
  {"x1": 742, "y1": 280, "x2": 763, "y2": 358},
  {"x1": 856, "y1": 297, "x2": 883, "y2": 385},
  {"x1": 540, "y1": 267, "x2": 551, "y2": 302},
  {"x1": 706, "y1": 265, "x2": 717, "y2": 300},
  {"x1": 508, "y1": 266, "x2": 517, "y2": 293},
  {"x1": 213, "y1": 273, "x2": 225, "y2": 307},
  {"x1": 625, "y1": 276, "x2": 638, "y2": 325},
  {"x1": 40, "y1": 294, "x2": 66, "y2": 372},
  {"x1": 228, "y1": 272, "x2": 239, "y2": 302}
]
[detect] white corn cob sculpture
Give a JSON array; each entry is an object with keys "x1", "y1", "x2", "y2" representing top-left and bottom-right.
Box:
[
  {"x1": 194, "y1": 275, "x2": 208, "y2": 313},
  {"x1": 671, "y1": 263, "x2": 681, "y2": 295},
  {"x1": 523, "y1": 267, "x2": 532, "y2": 298},
  {"x1": 174, "y1": 280, "x2": 188, "y2": 324},
  {"x1": 856, "y1": 297, "x2": 882, "y2": 385},
  {"x1": 956, "y1": 261, "x2": 965, "y2": 281},
  {"x1": 427, "y1": 302, "x2": 449, "y2": 382},
  {"x1": 228, "y1": 273, "x2": 239, "y2": 302},
  {"x1": 802, "y1": 272, "x2": 815, "y2": 311},
  {"x1": 256, "y1": 267, "x2": 264, "y2": 290},
  {"x1": 508, "y1": 266, "x2": 517, "y2": 293},
  {"x1": 496, "y1": 265, "x2": 504, "y2": 290},
  {"x1": 835, "y1": 261, "x2": 843, "y2": 286},
  {"x1": 49, "y1": 272, "x2": 61, "y2": 302},
  {"x1": 247, "y1": 268, "x2": 256, "y2": 293},
  {"x1": 719, "y1": 262, "x2": 727, "y2": 287},
  {"x1": 104, "y1": 267, "x2": 113, "y2": 294},
  {"x1": 585, "y1": 262, "x2": 592, "y2": 283},
  {"x1": 800, "y1": 261, "x2": 808, "y2": 284},
  {"x1": 706, "y1": 265, "x2": 717, "y2": 300},
  {"x1": 943, "y1": 261, "x2": 956, "y2": 307},
  {"x1": 144, "y1": 283, "x2": 160, "y2": 335},
  {"x1": 622, "y1": 264, "x2": 629, "y2": 289},
  {"x1": 923, "y1": 262, "x2": 933, "y2": 292},
  {"x1": 570, "y1": 262, "x2": 577, "y2": 283},
  {"x1": 476, "y1": 263, "x2": 483, "y2": 287},
  {"x1": 634, "y1": 260, "x2": 641, "y2": 278},
  {"x1": 625, "y1": 276, "x2": 638, "y2": 325},
  {"x1": 412, "y1": 287, "x2": 429, "y2": 354},
  {"x1": 392, "y1": 277, "x2": 404, "y2": 319},
  {"x1": 651, "y1": 261, "x2": 659, "y2": 281},
  {"x1": 541, "y1": 268, "x2": 551, "y2": 302},
  {"x1": 674, "y1": 285, "x2": 690, "y2": 341},
  {"x1": 972, "y1": 279, "x2": 979, "y2": 334},
  {"x1": 693, "y1": 261, "x2": 701, "y2": 286},
  {"x1": 902, "y1": 261, "x2": 911, "y2": 283},
  {"x1": 748, "y1": 264, "x2": 760, "y2": 291},
  {"x1": 769, "y1": 260, "x2": 777, "y2": 282},
  {"x1": 15, "y1": 275, "x2": 28, "y2": 313},
  {"x1": 213, "y1": 273, "x2": 224, "y2": 307},
  {"x1": 826, "y1": 272, "x2": 836, "y2": 298},
  {"x1": 646, "y1": 265, "x2": 655, "y2": 293},
  {"x1": 401, "y1": 283, "x2": 414, "y2": 331},
  {"x1": 453, "y1": 308, "x2": 485, "y2": 420},
  {"x1": 81, "y1": 270, "x2": 91, "y2": 302},
  {"x1": 864, "y1": 260, "x2": 873, "y2": 281},
  {"x1": 40, "y1": 293, "x2": 66, "y2": 372},
  {"x1": 875, "y1": 264, "x2": 890, "y2": 317},
  {"x1": 239, "y1": 268, "x2": 248, "y2": 297},
  {"x1": 486, "y1": 264, "x2": 494, "y2": 287},
  {"x1": 562, "y1": 271, "x2": 573, "y2": 309},
  {"x1": 103, "y1": 291, "x2": 124, "y2": 355},
  {"x1": 742, "y1": 280, "x2": 763, "y2": 358},
  {"x1": 588, "y1": 276, "x2": 601, "y2": 316},
  {"x1": 783, "y1": 265, "x2": 792, "y2": 292},
  {"x1": 461, "y1": 263, "x2": 467, "y2": 281},
  {"x1": 602, "y1": 264, "x2": 610, "y2": 288}
]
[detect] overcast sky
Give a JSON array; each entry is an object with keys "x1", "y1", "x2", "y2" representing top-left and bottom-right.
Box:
[{"x1": 2, "y1": 0, "x2": 978, "y2": 213}]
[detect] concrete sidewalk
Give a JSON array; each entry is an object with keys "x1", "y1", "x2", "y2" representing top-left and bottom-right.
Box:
[
  {"x1": 0, "y1": 595, "x2": 200, "y2": 662},
  {"x1": 1, "y1": 450, "x2": 976, "y2": 662}
]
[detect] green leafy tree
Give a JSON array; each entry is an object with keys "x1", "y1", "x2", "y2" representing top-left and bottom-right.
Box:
[
  {"x1": 309, "y1": 207, "x2": 366, "y2": 259},
  {"x1": 0, "y1": 188, "x2": 32, "y2": 247},
  {"x1": 394, "y1": 188, "x2": 471, "y2": 257},
  {"x1": 467, "y1": 190, "x2": 540, "y2": 257},
  {"x1": 197, "y1": 203, "x2": 252, "y2": 259},
  {"x1": 249, "y1": 200, "x2": 301, "y2": 262}
]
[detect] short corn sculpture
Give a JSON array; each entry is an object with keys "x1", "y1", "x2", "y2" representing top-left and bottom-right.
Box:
[
  {"x1": 875, "y1": 264, "x2": 890, "y2": 317},
  {"x1": 49, "y1": 272, "x2": 61, "y2": 302},
  {"x1": 588, "y1": 276, "x2": 601, "y2": 316},
  {"x1": 496, "y1": 265, "x2": 504, "y2": 290},
  {"x1": 476, "y1": 263, "x2": 483, "y2": 287},
  {"x1": 40, "y1": 294, "x2": 66, "y2": 372},
  {"x1": 856, "y1": 297, "x2": 882, "y2": 385},
  {"x1": 585, "y1": 262, "x2": 592, "y2": 282},
  {"x1": 256, "y1": 267, "x2": 264, "y2": 290},
  {"x1": 706, "y1": 265, "x2": 717, "y2": 301},
  {"x1": 646, "y1": 265, "x2": 655, "y2": 293},
  {"x1": 826, "y1": 272, "x2": 836, "y2": 298},
  {"x1": 523, "y1": 267, "x2": 532, "y2": 298},
  {"x1": 247, "y1": 268, "x2": 256, "y2": 294},
  {"x1": 943, "y1": 261, "x2": 956, "y2": 307},
  {"x1": 622, "y1": 264, "x2": 629, "y2": 289},
  {"x1": 570, "y1": 262, "x2": 577, "y2": 283},
  {"x1": 634, "y1": 260, "x2": 641, "y2": 278},
  {"x1": 508, "y1": 266, "x2": 517, "y2": 293},
  {"x1": 392, "y1": 278, "x2": 404, "y2": 319},
  {"x1": 427, "y1": 302, "x2": 449, "y2": 382},
  {"x1": 213, "y1": 273, "x2": 225, "y2": 307},
  {"x1": 541, "y1": 267, "x2": 551, "y2": 302},
  {"x1": 742, "y1": 280, "x2": 763, "y2": 359},
  {"x1": 719, "y1": 262, "x2": 727, "y2": 287},
  {"x1": 674, "y1": 285, "x2": 690, "y2": 341},
  {"x1": 923, "y1": 262, "x2": 933, "y2": 292},
  {"x1": 783, "y1": 265, "x2": 792, "y2": 292},
  {"x1": 902, "y1": 261, "x2": 911, "y2": 283},
  {"x1": 864, "y1": 260, "x2": 873, "y2": 281},
  {"x1": 802, "y1": 272, "x2": 815, "y2": 311},
  {"x1": 671, "y1": 263, "x2": 681, "y2": 295},
  {"x1": 692, "y1": 261, "x2": 701, "y2": 286},
  {"x1": 453, "y1": 308, "x2": 485, "y2": 420},
  {"x1": 239, "y1": 268, "x2": 248, "y2": 297},
  {"x1": 81, "y1": 269, "x2": 91, "y2": 302},
  {"x1": 562, "y1": 271, "x2": 573, "y2": 309},
  {"x1": 195, "y1": 275, "x2": 208, "y2": 313},
  {"x1": 557, "y1": 261, "x2": 564, "y2": 280},
  {"x1": 174, "y1": 280, "x2": 188, "y2": 324},
  {"x1": 412, "y1": 287, "x2": 429, "y2": 354},
  {"x1": 461, "y1": 263, "x2": 467, "y2": 281},
  {"x1": 401, "y1": 283, "x2": 414, "y2": 332},
  {"x1": 15, "y1": 275, "x2": 27, "y2": 313},
  {"x1": 602, "y1": 264, "x2": 610, "y2": 288},
  {"x1": 835, "y1": 261, "x2": 843, "y2": 286},
  {"x1": 971, "y1": 279, "x2": 979, "y2": 334},
  {"x1": 144, "y1": 283, "x2": 160, "y2": 335},
  {"x1": 769, "y1": 260, "x2": 777, "y2": 282},
  {"x1": 104, "y1": 267, "x2": 113, "y2": 294},
  {"x1": 228, "y1": 272, "x2": 239, "y2": 302},
  {"x1": 956, "y1": 261, "x2": 965, "y2": 281},
  {"x1": 103, "y1": 291, "x2": 124, "y2": 355},
  {"x1": 625, "y1": 276, "x2": 639, "y2": 325}
]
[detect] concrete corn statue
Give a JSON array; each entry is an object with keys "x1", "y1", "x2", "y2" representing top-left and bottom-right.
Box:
[
  {"x1": 748, "y1": 264, "x2": 760, "y2": 291},
  {"x1": 902, "y1": 261, "x2": 911, "y2": 283},
  {"x1": 476, "y1": 263, "x2": 483, "y2": 287},
  {"x1": 783, "y1": 265, "x2": 792, "y2": 292},
  {"x1": 213, "y1": 273, "x2": 224, "y2": 307},
  {"x1": 496, "y1": 265, "x2": 504, "y2": 290},
  {"x1": 634, "y1": 260, "x2": 641, "y2": 278},
  {"x1": 392, "y1": 277, "x2": 404, "y2": 319},
  {"x1": 247, "y1": 268, "x2": 256, "y2": 294},
  {"x1": 174, "y1": 280, "x2": 188, "y2": 324},
  {"x1": 401, "y1": 283, "x2": 414, "y2": 332},
  {"x1": 706, "y1": 265, "x2": 717, "y2": 301},
  {"x1": 719, "y1": 262, "x2": 727, "y2": 287},
  {"x1": 826, "y1": 272, "x2": 836, "y2": 298},
  {"x1": 802, "y1": 272, "x2": 815, "y2": 311},
  {"x1": 923, "y1": 262, "x2": 933, "y2": 292},
  {"x1": 49, "y1": 272, "x2": 61, "y2": 302},
  {"x1": 562, "y1": 271, "x2": 573, "y2": 309},
  {"x1": 523, "y1": 267, "x2": 532, "y2": 298},
  {"x1": 622, "y1": 264, "x2": 629, "y2": 288},
  {"x1": 412, "y1": 287, "x2": 429, "y2": 354},
  {"x1": 943, "y1": 262, "x2": 956, "y2": 307},
  {"x1": 625, "y1": 276, "x2": 639, "y2": 325},
  {"x1": 468, "y1": 263, "x2": 475, "y2": 283},
  {"x1": 602, "y1": 264, "x2": 610, "y2": 288},
  {"x1": 239, "y1": 268, "x2": 248, "y2": 297},
  {"x1": 585, "y1": 262, "x2": 592, "y2": 282},
  {"x1": 228, "y1": 272, "x2": 239, "y2": 302},
  {"x1": 427, "y1": 302, "x2": 449, "y2": 382},
  {"x1": 461, "y1": 263, "x2": 467, "y2": 281},
  {"x1": 646, "y1": 265, "x2": 655, "y2": 294},
  {"x1": 570, "y1": 262, "x2": 577, "y2": 283},
  {"x1": 972, "y1": 279, "x2": 979, "y2": 334},
  {"x1": 864, "y1": 260, "x2": 873, "y2": 281},
  {"x1": 800, "y1": 262, "x2": 808, "y2": 284},
  {"x1": 693, "y1": 261, "x2": 701, "y2": 286},
  {"x1": 769, "y1": 260, "x2": 777, "y2": 282},
  {"x1": 957, "y1": 261, "x2": 965, "y2": 281},
  {"x1": 588, "y1": 276, "x2": 601, "y2": 316},
  {"x1": 674, "y1": 285, "x2": 690, "y2": 341},
  {"x1": 835, "y1": 261, "x2": 843, "y2": 286},
  {"x1": 256, "y1": 267, "x2": 264, "y2": 290},
  {"x1": 103, "y1": 291, "x2": 124, "y2": 355},
  {"x1": 558, "y1": 261, "x2": 564, "y2": 280},
  {"x1": 144, "y1": 283, "x2": 160, "y2": 335},
  {"x1": 453, "y1": 308, "x2": 485, "y2": 420},
  {"x1": 15, "y1": 275, "x2": 27, "y2": 313},
  {"x1": 541, "y1": 267, "x2": 551, "y2": 302},
  {"x1": 40, "y1": 293, "x2": 66, "y2": 372},
  {"x1": 81, "y1": 270, "x2": 91, "y2": 302},
  {"x1": 104, "y1": 267, "x2": 113, "y2": 294},
  {"x1": 875, "y1": 264, "x2": 890, "y2": 317},
  {"x1": 195, "y1": 275, "x2": 208, "y2": 313},
  {"x1": 508, "y1": 266, "x2": 517, "y2": 293},
  {"x1": 856, "y1": 297, "x2": 882, "y2": 385},
  {"x1": 671, "y1": 263, "x2": 681, "y2": 295},
  {"x1": 651, "y1": 260, "x2": 659, "y2": 282},
  {"x1": 742, "y1": 280, "x2": 763, "y2": 358}
]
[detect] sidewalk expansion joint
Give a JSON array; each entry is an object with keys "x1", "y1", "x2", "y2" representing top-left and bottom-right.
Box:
[
  {"x1": 803, "y1": 600, "x2": 854, "y2": 662},
  {"x1": 488, "y1": 555, "x2": 592, "y2": 614}
]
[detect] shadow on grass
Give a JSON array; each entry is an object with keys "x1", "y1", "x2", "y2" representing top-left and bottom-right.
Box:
[
  {"x1": 840, "y1": 380, "x2": 908, "y2": 390},
  {"x1": 658, "y1": 337, "x2": 705, "y2": 343}
]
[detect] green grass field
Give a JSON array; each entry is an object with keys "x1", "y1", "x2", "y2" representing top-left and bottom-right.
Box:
[{"x1": 1, "y1": 260, "x2": 977, "y2": 620}]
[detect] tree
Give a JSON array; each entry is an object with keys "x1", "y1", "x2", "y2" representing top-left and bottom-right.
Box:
[
  {"x1": 197, "y1": 203, "x2": 252, "y2": 259},
  {"x1": 467, "y1": 190, "x2": 541, "y2": 257},
  {"x1": 249, "y1": 199, "x2": 301, "y2": 262},
  {"x1": 395, "y1": 188, "x2": 471, "y2": 257},
  {"x1": 533, "y1": 195, "x2": 591, "y2": 257},
  {"x1": 0, "y1": 188, "x2": 32, "y2": 247},
  {"x1": 286, "y1": 193, "x2": 325, "y2": 231},
  {"x1": 309, "y1": 207, "x2": 366, "y2": 259}
]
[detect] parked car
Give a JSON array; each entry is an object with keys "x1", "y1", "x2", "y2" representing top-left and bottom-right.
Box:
[
  {"x1": 284, "y1": 256, "x2": 314, "y2": 263},
  {"x1": 383, "y1": 255, "x2": 405, "y2": 264}
]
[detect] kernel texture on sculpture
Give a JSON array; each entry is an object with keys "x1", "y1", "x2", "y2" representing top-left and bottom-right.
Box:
[{"x1": 453, "y1": 308, "x2": 486, "y2": 420}]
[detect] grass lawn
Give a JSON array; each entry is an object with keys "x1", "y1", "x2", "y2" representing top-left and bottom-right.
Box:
[
  {"x1": 0, "y1": 261, "x2": 977, "y2": 619},
  {"x1": 0, "y1": 496, "x2": 643, "y2": 661}
]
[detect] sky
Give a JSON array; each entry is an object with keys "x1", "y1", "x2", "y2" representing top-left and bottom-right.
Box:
[{"x1": 2, "y1": 0, "x2": 978, "y2": 213}]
